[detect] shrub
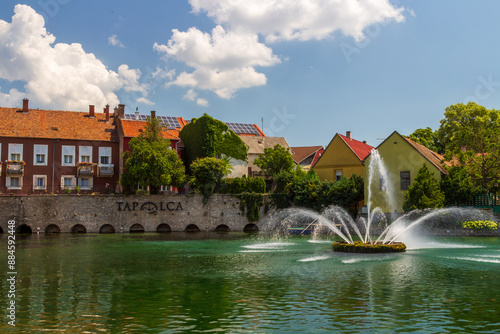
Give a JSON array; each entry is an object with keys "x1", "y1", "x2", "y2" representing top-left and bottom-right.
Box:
[{"x1": 460, "y1": 220, "x2": 497, "y2": 230}]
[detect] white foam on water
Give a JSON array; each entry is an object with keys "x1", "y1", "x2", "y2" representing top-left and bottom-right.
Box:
[
  {"x1": 298, "y1": 254, "x2": 331, "y2": 262},
  {"x1": 307, "y1": 240, "x2": 333, "y2": 244},
  {"x1": 441, "y1": 256, "x2": 500, "y2": 264},
  {"x1": 406, "y1": 241, "x2": 485, "y2": 250},
  {"x1": 241, "y1": 242, "x2": 296, "y2": 250},
  {"x1": 239, "y1": 250, "x2": 291, "y2": 253}
]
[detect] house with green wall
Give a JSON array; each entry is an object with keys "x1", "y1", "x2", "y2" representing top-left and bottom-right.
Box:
[
  {"x1": 313, "y1": 131, "x2": 373, "y2": 182},
  {"x1": 364, "y1": 131, "x2": 448, "y2": 213}
]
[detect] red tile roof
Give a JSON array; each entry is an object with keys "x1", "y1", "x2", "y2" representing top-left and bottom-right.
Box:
[
  {"x1": 0, "y1": 107, "x2": 118, "y2": 142},
  {"x1": 120, "y1": 119, "x2": 180, "y2": 140},
  {"x1": 338, "y1": 134, "x2": 374, "y2": 161},
  {"x1": 291, "y1": 146, "x2": 323, "y2": 164}
]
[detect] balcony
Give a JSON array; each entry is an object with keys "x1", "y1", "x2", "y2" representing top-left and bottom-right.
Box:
[
  {"x1": 77, "y1": 163, "x2": 94, "y2": 176},
  {"x1": 98, "y1": 164, "x2": 114, "y2": 177},
  {"x1": 6, "y1": 161, "x2": 24, "y2": 176}
]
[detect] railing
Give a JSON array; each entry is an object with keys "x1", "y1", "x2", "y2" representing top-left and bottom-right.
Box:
[
  {"x1": 6, "y1": 161, "x2": 24, "y2": 176},
  {"x1": 77, "y1": 163, "x2": 94, "y2": 176},
  {"x1": 249, "y1": 171, "x2": 265, "y2": 178},
  {"x1": 97, "y1": 164, "x2": 114, "y2": 177}
]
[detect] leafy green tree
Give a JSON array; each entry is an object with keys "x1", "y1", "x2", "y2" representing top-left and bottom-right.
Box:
[
  {"x1": 179, "y1": 114, "x2": 248, "y2": 169},
  {"x1": 121, "y1": 118, "x2": 186, "y2": 194},
  {"x1": 189, "y1": 157, "x2": 231, "y2": 202},
  {"x1": 440, "y1": 165, "x2": 480, "y2": 206},
  {"x1": 437, "y1": 102, "x2": 500, "y2": 191},
  {"x1": 408, "y1": 127, "x2": 443, "y2": 153},
  {"x1": 254, "y1": 144, "x2": 295, "y2": 178},
  {"x1": 402, "y1": 164, "x2": 445, "y2": 212}
]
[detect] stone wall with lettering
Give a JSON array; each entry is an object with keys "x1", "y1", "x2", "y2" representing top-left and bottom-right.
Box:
[{"x1": 0, "y1": 194, "x2": 269, "y2": 233}]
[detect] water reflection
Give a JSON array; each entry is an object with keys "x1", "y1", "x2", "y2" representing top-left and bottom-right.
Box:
[{"x1": 0, "y1": 234, "x2": 499, "y2": 332}]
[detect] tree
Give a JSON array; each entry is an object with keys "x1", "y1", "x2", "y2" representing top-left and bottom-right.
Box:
[
  {"x1": 254, "y1": 144, "x2": 295, "y2": 178},
  {"x1": 179, "y1": 114, "x2": 248, "y2": 169},
  {"x1": 408, "y1": 127, "x2": 442, "y2": 153},
  {"x1": 437, "y1": 102, "x2": 500, "y2": 192},
  {"x1": 121, "y1": 118, "x2": 186, "y2": 194},
  {"x1": 440, "y1": 165, "x2": 480, "y2": 206},
  {"x1": 189, "y1": 157, "x2": 232, "y2": 202},
  {"x1": 402, "y1": 164, "x2": 445, "y2": 212}
]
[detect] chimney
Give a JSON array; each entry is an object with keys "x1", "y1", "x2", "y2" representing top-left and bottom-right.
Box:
[
  {"x1": 118, "y1": 104, "x2": 125, "y2": 118},
  {"x1": 151, "y1": 110, "x2": 156, "y2": 119},
  {"x1": 363, "y1": 140, "x2": 367, "y2": 144},
  {"x1": 89, "y1": 105, "x2": 95, "y2": 118},
  {"x1": 346, "y1": 131, "x2": 352, "y2": 139},
  {"x1": 135, "y1": 111, "x2": 139, "y2": 120},
  {"x1": 104, "y1": 104, "x2": 110, "y2": 122},
  {"x1": 22, "y1": 98, "x2": 29, "y2": 113}
]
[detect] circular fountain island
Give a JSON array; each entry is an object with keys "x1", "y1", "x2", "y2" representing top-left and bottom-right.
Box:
[{"x1": 332, "y1": 241, "x2": 406, "y2": 253}]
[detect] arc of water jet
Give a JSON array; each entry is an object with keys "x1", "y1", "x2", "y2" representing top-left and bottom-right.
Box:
[{"x1": 386, "y1": 209, "x2": 444, "y2": 244}]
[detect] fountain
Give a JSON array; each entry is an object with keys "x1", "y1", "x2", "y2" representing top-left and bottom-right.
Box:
[
  {"x1": 270, "y1": 149, "x2": 427, "y2": 253},
  {"x1": 267, "y1": 148, "x2": 498, "y2": 253}
]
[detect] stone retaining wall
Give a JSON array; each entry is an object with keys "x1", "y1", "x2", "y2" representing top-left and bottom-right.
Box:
[{"x1": 0, "y1": 194, "x2": 265, "y2": 233}]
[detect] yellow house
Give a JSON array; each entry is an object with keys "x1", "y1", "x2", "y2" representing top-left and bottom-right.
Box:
[
  {"x1": 364, "y1": 131, "x2": 448, "y2": 213},
  {"x1": 313, "y1": 131, "x2": 374, "y2": 181}
]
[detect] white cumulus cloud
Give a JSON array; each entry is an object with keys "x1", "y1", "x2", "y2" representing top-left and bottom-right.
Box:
[
  {"x1": 183, "y1": 89, "x2": 209, "y2": 107},
  {"x1": 0, "y1": 5, "x2": 149, "y2": 110},
  {"x1": 154, "y1": 25, "x2": 279, "y2": 99},
  {"x1": 108, "y1": 34, "x2": 125, "y2": 48},
  {"x1": 189, "y1": 0, "x2": 405, "y2": 42}
]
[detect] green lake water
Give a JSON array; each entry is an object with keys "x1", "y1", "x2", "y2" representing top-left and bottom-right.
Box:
[{"x1": 1, "y1": 233, "x2": 499, "y2": 333}]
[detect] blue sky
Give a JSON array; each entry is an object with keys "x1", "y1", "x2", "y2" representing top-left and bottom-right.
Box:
[{"x1": 1, "y1": 1, "x2": 500, "y2": 148}]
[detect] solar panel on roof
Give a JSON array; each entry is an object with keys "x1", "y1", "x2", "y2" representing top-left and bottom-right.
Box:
[{"x1": 226, "y1": 122, "x2": 258, "y2": 135}]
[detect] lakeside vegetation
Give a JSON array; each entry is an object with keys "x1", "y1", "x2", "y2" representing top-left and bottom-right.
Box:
[{"x1": 120, "y1": 102, "x2": 499, "y2": 217}]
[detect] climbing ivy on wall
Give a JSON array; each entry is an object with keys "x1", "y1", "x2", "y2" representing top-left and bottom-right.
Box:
[
  {"x1": 180, "y1": 114, "x2": 248, "y2": 169},
  {"x1": 237, "y1": 193, "x2": 264, "y2": 222}
]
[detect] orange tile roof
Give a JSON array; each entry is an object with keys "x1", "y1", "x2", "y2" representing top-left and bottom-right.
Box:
[
  {"x1": 338, "y1": 134, "x2": 374, "y2": 161},
  {"x1": 403, "y1": 136, "x2": 449, "y2": 173},
  {"x1": 0, "y1": 107, "x2": 118, "y2": 142},
  {"x1": 120, "y1": 119, "x2": 179, "y2": 140},
  {"x1": 291, "y1": 146, "x2": 323, "y2": 164}
]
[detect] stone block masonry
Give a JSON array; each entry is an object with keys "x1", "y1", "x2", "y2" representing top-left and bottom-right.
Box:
[{"x1": 0, "y1": 194, "x2": 265, "y2": 233}]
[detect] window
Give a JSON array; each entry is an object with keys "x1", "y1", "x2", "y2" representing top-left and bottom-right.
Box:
[
  {"x1": 8, "y1": 143, "x2": 23, "y2": 161},
  {"x1": 400, "y1": 171, "x2": 411, "y2": 190},
  {"x1": 335, "y1": 170, "x2": 342, "y2": 181},
  {"x1": 33, "y1": 144, "x2": 48, "y2": 166},
  {"x1": 378, "y1": 172, "x2": 389, "y2": 191},
  {"x1": 62, "y1": 145, "x2": 75, "y2": 166},
  {"x1": 99, "y1": 147, "x2": 112, "y2": 165},
  {"x1": 7, "y1": 176, "x2": 22, "y2": 189},
  {"x1": 64, "y1": 178, "x2": 72, "y2": 187},
  {"x1": 33, "y1": 175, "x2": 47, "y2": 190},
  {"x1": 79, "y1": 146, "x2": 92, "y2": 163},
  {"x1": 10, "y1": 177, "x2": 19, "y2": 187},
  {"x1": 61, "y1": 176, "x2": 76, "y2": 189},
  {"x1": 78, "y1": 177, "x2": 93, "y2": 189}
]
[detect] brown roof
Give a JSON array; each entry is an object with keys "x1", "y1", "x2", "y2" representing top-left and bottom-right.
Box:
[
  {"x1": 120, "y1": 119, "x2": 180, "y2": 140},
  {"x1": 403, "y1": 136, "x2": 449, "y2": 174},
  {"x1": 291, "y1": 146, "x2": 323, "y2": 164},
  {"x1": 240, "y1": 136, "x2": 291, "y2": 155},
  {"x1": 0, "y1": 107, "x2": 118, "y2": 142}
]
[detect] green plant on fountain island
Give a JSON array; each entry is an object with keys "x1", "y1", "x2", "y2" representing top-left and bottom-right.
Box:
[{"x1": 332, "y1": 241, "x2": 406, "y2": 253}]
